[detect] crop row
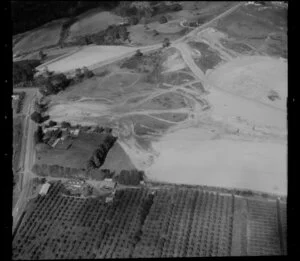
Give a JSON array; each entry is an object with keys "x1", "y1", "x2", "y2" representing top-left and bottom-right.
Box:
[{"x1": 247, "y1": 199, "x2": 281, "y2": 256}]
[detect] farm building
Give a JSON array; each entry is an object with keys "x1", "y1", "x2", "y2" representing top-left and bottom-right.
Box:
[
  {"x1": 70, "y1": 129, "x2": 80, "y2": 137},
  {"x1": 39, "y1": 182, "x2": 51, "y2": 196},
  {"x1": 12, "y1": 94, "x2": 19, "y2": 100},
  {"x1": 102, "y1": 178, "x2": 116, "y2": 190}
]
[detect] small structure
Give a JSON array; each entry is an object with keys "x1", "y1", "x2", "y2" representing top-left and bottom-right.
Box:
[
  {"x1": 51, "y1": 138, "x2": 60, "y2": 148},
  {"x1": 39, "y1": 182, "x2": 51, "y2": 196},
  {"x1": 105, "y1": 195, "x2": 114, "y2": 203},
  {"x1": 102, "y1": 178, "x2": 115, "y2": 190},
  {"x1": 12, "y1": 94, "x2": 19, "y2": 100},
  {"x1": 70, "y1": 129, "x2": 80, "y2": 137}
]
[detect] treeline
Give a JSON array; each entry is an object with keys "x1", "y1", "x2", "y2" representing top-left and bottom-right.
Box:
[
  {"x1": 86, "y1": 135, "x2": 118, "y2": 170},
  {"x1": 121, "y1": 49, "x2": 164, "y2": 84},
  {"x1": 114, "y1": 169, "x2": 144, "y2": 185},
  {"x1": 32, "y1": 163, "x2": 85, "y2": 178},
  {"x1": 78, "y1": 24, "x2": 130, "y2": 46},
  {"x1": 13, "y1": 60, "x2": 41, "y2": 85},
  {"x1": 12, "y1": 1, "x2": 120, "y2": 35}
]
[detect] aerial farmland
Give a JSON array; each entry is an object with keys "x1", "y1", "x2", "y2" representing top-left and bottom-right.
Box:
[{"x1": 12, "y1": 1, "x2": 287, "y2": 259}]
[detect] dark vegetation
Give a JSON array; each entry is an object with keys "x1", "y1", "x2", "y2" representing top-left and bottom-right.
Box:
[
  {"x1": 37, "y1": 67, "x2": 94, "y2": 96},
  {"x1": 13, "y1": 60, "x2": 41, "y2": 86},
  {"x1": 73, "y1": 24, "x2": 130, "y2": 46},
  {"x1": 86, "y1": 135, "x2": 118, "y2": 170},
  {"x1": 12, "y1": 181, "x2": 285, "y2": 259},
  {"x1": 12, "y1": 1, "x2": 120, "y2": 35},
  {"x1": 13, "y1": 92, "x2": 26, "y2": 114},
  {"x1": 188, "y1": 41, "x2": 222, "y2": 73},
  {"x1": 30, "y1": 111, "x2": 49, "y2": 124},
  {"x1": 121, "y1": 49, "x2": 163, "y2": 84},
  {"x1": 115, "y1": 170, "x2": 144, "y2": 186}
]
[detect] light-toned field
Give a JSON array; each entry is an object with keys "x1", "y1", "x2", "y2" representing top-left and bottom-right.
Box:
[
  {"x1": 13, "y1": 19, "x2": 66, "y2": 54},
  {"x1": 147, "y1": 128, "x2": 287, "y2": 195},
  {"x1": 207, "y1": 56, "x2": 287, "y2": 110},
  {"x1": 66, "y1": 11, "x2": 123, "y2": 42},
  {"x1": 43, "y1": 45, "x2": 136, "y2": 73}
]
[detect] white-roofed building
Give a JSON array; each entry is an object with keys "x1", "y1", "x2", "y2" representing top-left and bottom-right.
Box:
[{"x1": 39, "y1": 183, "x2": 51, "y2": 196}]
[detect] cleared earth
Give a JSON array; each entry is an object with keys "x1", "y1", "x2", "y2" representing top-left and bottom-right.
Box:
[{"x1": 33, "y1": 2, "x2": 287, "y2": 196}]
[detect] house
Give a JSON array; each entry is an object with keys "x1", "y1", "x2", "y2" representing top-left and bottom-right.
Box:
[
  {"x1": 70, "y1": 129, "x2": 80, "y2": 137},
  {"x1": 12, "y1": 94, "x2": 19, "y2": 100},
  {"x1": 39, "y1": 183, "x2": 51, "y2": 196}
]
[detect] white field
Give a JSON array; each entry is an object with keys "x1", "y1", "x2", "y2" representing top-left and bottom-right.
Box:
[
  {"x1": 207, "y1": 56, "x2": 287, "y2": 110},
  {"x1": 67, "y1": 11, "x2": 123, "y2": 40},
  {"x1": 147, "y1": 128, "x2": 287, "y2": 195},
  {"x1": 43, "y1": 45, "x2": 136, "y2": 73}
]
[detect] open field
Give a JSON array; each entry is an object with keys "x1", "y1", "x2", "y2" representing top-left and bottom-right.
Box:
[
  {"x1": 207, "y1": 56, "x2": 287, "y2": 111},
  {"x1": 137, "y1": 92, "x2": 187, "y2": 111},
  {"x1": 66, "y1": 11, "x2": 123, "y2": 42},
  {"x1": 35, "y1": 132, "x2": 111, "y2": 170},
  {"x1": 188, "y1": 41, "x2": 223, "y2": 73},
  {"x1": 13, "y1": 19, "x2": 66, "y2": 55},
  {"x1": 99, "y1": 142, "x2": 136, "y2": 174},
  {"x1": 12, "y1": 182, "x2": 286, "y2": 259},
  {"x1": 163, "y1": 71, "x2": 195, "y2": 85},
  {"x1": 42, "y1": 45, "x2": 137, "y2": 74},
  {"x1": 150, "y1": 112, "x2": 188, "y2": 123},
  {"x1": 214, "y1": 3, "x2": 287, "y2": 56},
  {"x1": 147, "y1": 128, "x2": 287, "y2": 195}
]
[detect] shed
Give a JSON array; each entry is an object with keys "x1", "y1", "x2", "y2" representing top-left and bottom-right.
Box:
[{"x1": 39, "y1": 183, "x2": 51, "y2": 196}]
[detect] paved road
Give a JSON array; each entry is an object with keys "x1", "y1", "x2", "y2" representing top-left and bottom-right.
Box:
[
  {"x1": 37, "y1": 2, "x2": 243, "y2": 76},
  {"x1": 12, "y1": 90, "x2": 38, "y2": 231}
]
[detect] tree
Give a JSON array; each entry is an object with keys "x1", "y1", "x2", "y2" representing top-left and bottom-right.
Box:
[
  {"x1": 39, "y1": 50, "x2": 47, "y2": 61},
  {"x1": 61, "y1": 121, "x2": 71, "y2": 128},
  {"x1": 159, "y1": 16, "x2": 167, "y2": 24},
  {"x1": 48, "y1": 120, "x2": 57, "y2": 127},
  {"x1": 162, "y1": 38, "x2": 170, "y2": 48},
  {"x1": 31, "y1": 111, "x2": 43, "y2": 123},
  {"x1": 82, "y1": 67, "x2": 94, "y2": 78},
  {"x1": 129, "y1": 16, "x2": 139, "y2": 25},
  {"x1": 130, "y1": 1, "x2": 153, "y2": 20},
  {"x1": 34, "y1": 126, "x2": 44, "y2": 144},
  {"x1": 135, "y1": 49, "x2": 143, "y2": 57}
]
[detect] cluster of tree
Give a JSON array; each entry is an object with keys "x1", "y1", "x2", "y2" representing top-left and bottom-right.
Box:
[
  {"x1": 88, "y1": 168, "x2": 115, "y2": 181},
  {"x1": 32, "y1": 163, "x2": 84, "y2": 178},
  {"x1": 37, "y1": 67, "x2": 94, "y2": 96},
  {"x1": 82, "y1": 24, "x2": 130, "y2": 46},
  {"x1": 13, "y1": 60, "x2": 41, "y2": 85},
  {"x1": 30, "y1": 111, "x2": 50, "y2": 124},
  {"x1": 34, "y1": 125, "x2": 44, "y2": 144},
  {"x1": 86, "y1": 135, "x2": 118, "y2": 170},
  {"x1": 12, "y1": 1, "x2": 119, "y2": 35},
  {"x1": 115, "y1": 169, "x2": 144, "y2": 185},
  {"x1": 114, "y1": 2, "x2": 181, "y2": 25},
  {"x1": 14, "y1": 92, "x2": 26, "y2": 114}
]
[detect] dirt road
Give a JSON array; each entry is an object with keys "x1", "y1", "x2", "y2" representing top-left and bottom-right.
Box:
[{"x1": 13, "y1": 90, "x2": 38, "y2": 231}]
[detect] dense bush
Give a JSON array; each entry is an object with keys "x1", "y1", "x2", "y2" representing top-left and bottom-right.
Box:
[
  {"x1": 115, "y1": 169, "x2": 144, "y2": 185},
  {"x1": 34, "y1": 126, "x2": 44, "y2": 144},
  {"x1": 13, "y1": 60, "x2": 41, "y2": 85},
  {"x1": 87, "y1": 135, "x2": 117, "y2": 170},
  {"x1": 87, "y1": 24, "x2": 130, "y2": 45},
  {"x1": 14, "y1": 92, "x2": 26, "y2": 114},
  {"x1": 159, "y1": 16, "x2": 168, "y2": 24}
]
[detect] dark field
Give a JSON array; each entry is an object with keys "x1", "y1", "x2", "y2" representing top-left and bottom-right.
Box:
[
  {"x1": 12, "y1": 182, "x2": 286, "y2": 259},
  {"x1": 35, "y1": 132, "x2": 111, "y2": 169},
  {"x1": 188, "y1": 41, "x2": 223, "y2": 73}
]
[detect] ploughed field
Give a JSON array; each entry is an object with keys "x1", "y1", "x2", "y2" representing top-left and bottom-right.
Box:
[{"x1": 12, "y1": 181, "x2": 286, "y2": 259}]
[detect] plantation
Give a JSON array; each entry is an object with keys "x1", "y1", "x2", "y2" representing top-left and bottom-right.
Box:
[{"x1": 12, "y1": 182, "x2": 286, "y2": 259}]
